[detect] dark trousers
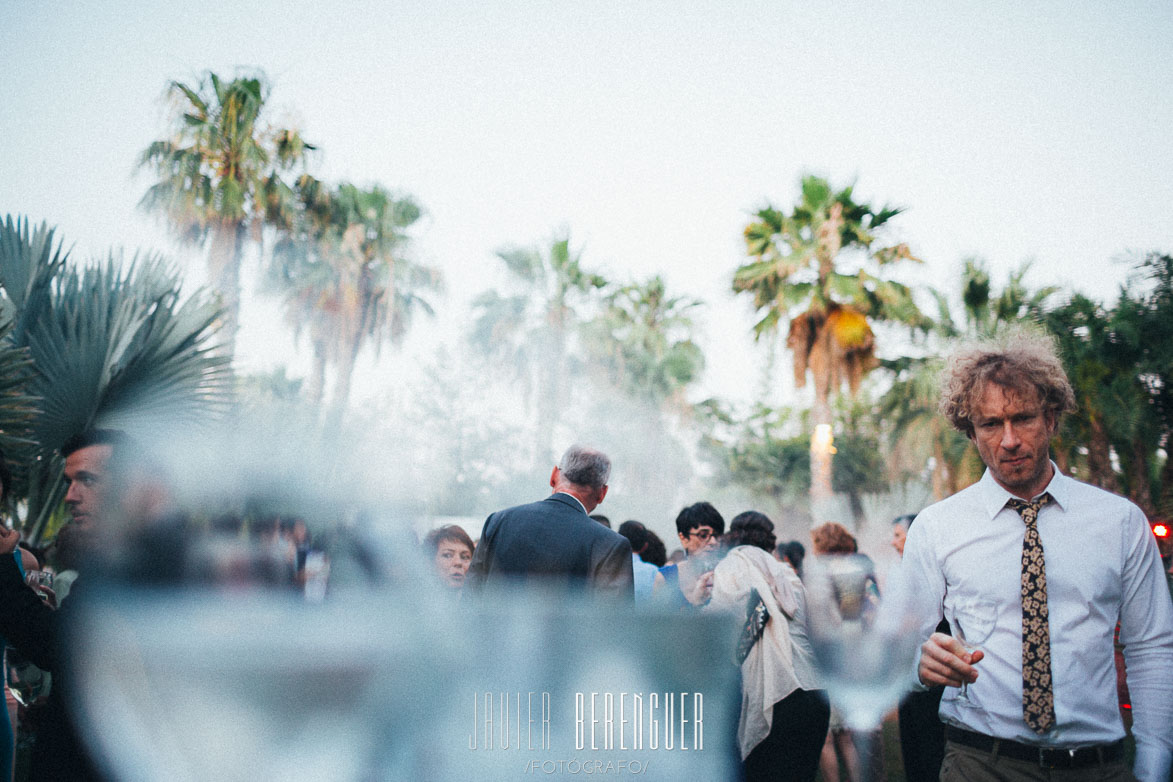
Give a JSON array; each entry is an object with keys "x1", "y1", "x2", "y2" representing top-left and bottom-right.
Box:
[
  {"x1": 897, "y1": 686, "x2": 945, "y2": 782},
  {"x1": 941, "y1": 741, "x2": 1139, "y2": 782},
  {"x1": 743, "y1": 688, "x2": 831, "y2": 782}
]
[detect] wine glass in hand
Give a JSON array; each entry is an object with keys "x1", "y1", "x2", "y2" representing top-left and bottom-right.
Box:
[{"x1": 951, "y1": 599, "x2": 996, "y2": 702}]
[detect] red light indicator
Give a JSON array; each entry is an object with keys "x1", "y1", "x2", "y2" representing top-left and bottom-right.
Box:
[{"x1": 1153, "y1": 523, "x2": 1170, "y2": 538}]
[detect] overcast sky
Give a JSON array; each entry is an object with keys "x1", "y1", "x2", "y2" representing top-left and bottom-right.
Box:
[{"x1": 3, "y1": 0, "x2": 1171, "y2": 406}]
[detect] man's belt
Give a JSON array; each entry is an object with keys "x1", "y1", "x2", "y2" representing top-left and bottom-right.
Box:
[{"x1": 945, "y1": 726, "x2": 1124, "y2": 770}]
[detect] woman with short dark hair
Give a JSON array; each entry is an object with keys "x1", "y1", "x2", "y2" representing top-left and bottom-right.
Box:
[
  {"x1": 423, "y1": 525, "x2": 474, "y2": 590},
  {"x1": 709, "y1": 511, "x2": 829, "y2": 782}
]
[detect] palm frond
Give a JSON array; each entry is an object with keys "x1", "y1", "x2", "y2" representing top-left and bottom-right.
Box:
[
  {"x1": 0, "y1": 217, "x2": 69, "y2": 343},
  {"x1": 929, "y1": 289, "x2": 958, "y2": 337},
  {"x1": 732, "y1": 259, "x2": 780, "y2": 290},
  {"x1": 167, "y1": 80, "x2": 208, "y2": 116},
  {"x1": 735, "y1": 175, "x2": 924, "y2": 403},
  {"x1": 496, "y1": 248, "x2": 542, "y2": 283},
  {"x1": 14, "y1": 243, "x2": 231, "y2": 541}
]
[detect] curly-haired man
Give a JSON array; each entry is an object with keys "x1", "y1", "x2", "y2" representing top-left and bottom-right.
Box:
[{"x1": 904, "y1": 330, "x2": 1173, "y2": 782}]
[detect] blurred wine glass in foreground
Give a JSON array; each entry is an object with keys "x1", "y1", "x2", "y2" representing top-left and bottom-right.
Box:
[
  {"x1": 802, "y1": 553, "x2": 926, "y2": 778},
  {"x1": 61, "y1": 416, "x2": 741, "y2": 780}
]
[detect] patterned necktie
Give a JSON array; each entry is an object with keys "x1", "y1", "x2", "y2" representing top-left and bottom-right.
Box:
[{"x1": 1007, "y1": 493, "x2": 1055, "y2": 734}]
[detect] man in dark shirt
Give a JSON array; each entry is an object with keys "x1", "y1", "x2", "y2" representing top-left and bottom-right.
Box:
[{"x1": 0, "y1": 429, "x2": 120, "y2": 781}]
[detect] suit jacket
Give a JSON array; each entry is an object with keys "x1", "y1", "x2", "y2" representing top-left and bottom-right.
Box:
[{"x1": 464, "y1": 493, "x2": 634, "y2": 601}]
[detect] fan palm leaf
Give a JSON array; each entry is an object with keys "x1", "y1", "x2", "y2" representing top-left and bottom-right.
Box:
[
  {"x1": 1, "y1": 217, "x2": 232, "y2": 541},
  {"x1": 0, "y1": 217, "x2": 67, "y2": 343},
  {"x1": 22, "y1": 252, "x2": 231, "y2": 539}
]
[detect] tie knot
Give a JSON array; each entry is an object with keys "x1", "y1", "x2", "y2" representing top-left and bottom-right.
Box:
[{"x1": 1007, "y1": 493, "x2": 1051, "y2": 519}]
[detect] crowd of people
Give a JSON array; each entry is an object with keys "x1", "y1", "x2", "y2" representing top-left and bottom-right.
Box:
[
  {"x1": 424, "y1": 491, "x2": 925, "y2": 782},
  {"x1": 419, "y1": 331, "x2": 1173, "y2": 782},
  {"x1": 0, "y1": 327, "x2": 1169, "y2": 781}
]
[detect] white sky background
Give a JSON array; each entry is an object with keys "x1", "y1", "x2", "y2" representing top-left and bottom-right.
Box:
[{"x1": 3, "y1": 0, "x2": 1172, "y2": 410}]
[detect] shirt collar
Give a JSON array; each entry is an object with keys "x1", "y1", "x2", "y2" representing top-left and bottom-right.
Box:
[
  {"x1": 977, "y1": 461, "x2": 1070, "y2": 519},
  {"x1": 552, "y1": 491, "x2": 588, "y2": 514}
]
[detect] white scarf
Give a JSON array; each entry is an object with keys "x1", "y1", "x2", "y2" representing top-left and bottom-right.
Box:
[{"x1": 710, "y1": 545, "x2": 808, "y2": 759}]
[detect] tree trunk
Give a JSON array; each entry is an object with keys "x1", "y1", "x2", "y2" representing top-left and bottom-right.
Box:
[
  {"x1": 1129, "y1": 437, "x2": 1154, "y2": 516},
  {"x1": 209, "y1": 219, "x2": 245, "y2": 359},
  {"x1": 809, "y1": 387, "x2": 834, "y2": 516},
  {"x1": 306, "y1": 343, "x2": 327, "y2": 407},
  {"x1": 815, "y1": 203, "x2": 844, "y2": 292},
  {"x1": 808, "y1": 325, "x2": 834, "y2": 515},
  {"x1": 1086, "y1": 416, "x2": 1120, "y2": 492},
  {"x1": 331, "y1": 327, "x2": 362, "y2": 421},
  {"x1": 931, "y1": 432, "x2": 949, "y2": 501},
  {"x1": 846, "y1": 491, "x2": 865, "y2": 529}
]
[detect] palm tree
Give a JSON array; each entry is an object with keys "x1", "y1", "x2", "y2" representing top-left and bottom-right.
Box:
[
  {"x1": 1131, "y1": 252, "x2": 1173, "y2": 516},
  {"x1": 1046, "y1": 295, "x2": 1125, "y2": 492},
  {"x1": 734, "y1": 175, "x2": 923, "y2": 509},
  {"x1": 1047, "y1": 253, "x2": 1173, "y2": 516},
  {"x1": 0, "y1": 216, "x2": 232, "y2": 542},
  {"x1": 702, "y1": 403, "x2": 811, "y2": 507},
  {"x1": 269, "y1": 179, "x2": 440, "y2": 417},
  {"x1": 470, "y1": 232, "x2": 606, "y2": 470},
  {"x1": 585, "y1": 275, "x2": 704, "y2": 406},
  {"x1": 577, "y1": 275, "x2": 705, "y2": 515},
  {"x1": 138, "y1": 69, "x2": 314, "y2": 357}
]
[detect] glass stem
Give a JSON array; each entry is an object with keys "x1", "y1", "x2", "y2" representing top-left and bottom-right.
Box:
[{"x1": 850, "y1": 727, "x2": 879, "y2": 782}]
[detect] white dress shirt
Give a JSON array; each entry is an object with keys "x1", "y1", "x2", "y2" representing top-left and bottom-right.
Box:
[{"x1": 903, "y1": 466, "x2": 1173, "y2": 782}]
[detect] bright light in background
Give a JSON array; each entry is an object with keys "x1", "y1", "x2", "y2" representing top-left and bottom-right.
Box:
[{"x1": 811, "y1": 424, "x2": 837, "y2": 456}]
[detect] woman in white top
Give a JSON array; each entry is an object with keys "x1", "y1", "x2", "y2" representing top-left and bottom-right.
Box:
[{"x1": 709, "y1": 511, "x2": 829, "y2": 782}]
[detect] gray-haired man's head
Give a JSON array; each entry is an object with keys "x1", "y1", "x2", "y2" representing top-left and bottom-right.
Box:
[
  {"x1": 558, "y1": 445, "x2": 611, "y2": 488},
  {"x1": 550, "y1": 445, "x2": 611, "y2": 513}
]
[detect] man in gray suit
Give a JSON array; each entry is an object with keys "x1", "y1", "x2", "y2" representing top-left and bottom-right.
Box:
[{"x1": 464, "y1": 445, "x2": 633, "y2": 601}]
